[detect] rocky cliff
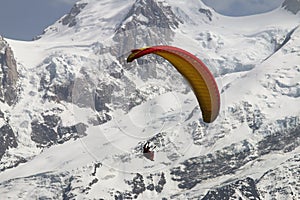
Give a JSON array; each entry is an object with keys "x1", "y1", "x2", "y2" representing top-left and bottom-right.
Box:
[{"x1": 0, "y1": 36, "x2": 18, "y2": 106}]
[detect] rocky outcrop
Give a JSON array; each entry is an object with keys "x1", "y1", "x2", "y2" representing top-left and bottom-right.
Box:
[
  {"x1": 117, "y1": 0, "x2": 182, "y2": 31},
  {"x1": 113, "y1": 0, "x2": 180, "y2": 55},
  {"x1": 0, "y1": 37, "x2": 18, "y2": 162},
  {"x1": 31, "y1": 110, "x2": 87, "y2": 147},
  {"x1": 171, "y1": 140, "x2": 255, "y2": 189},
  {"x1": 61, "y1": 2, "x2": 88, "y2": 27},
  {"x1": 202, "y1": 177, "x2": 261, "y2": 199},
  {"x1": 0, "y1": 124, "x2": 17, "y2": 160},
  {"x1": 171, "y1": 124, "x2": 300, "y2": 190},
  {"x1": 257, "y1": 154, "x2": 300, "y2": 199},
  {"x1": 115, "y1": 172, "x2": 166, "y2": 199},
  {"x1": 38, "y1": 55, "x2": 76, "y2": 102},
  {"x1": 0, "y1": 36, "x2": 18, "y2": 106},
  {"x1": 31, "y1": 120, "x2": 87, "y2": 147},
  {"x1": 199, "y1": 8, "x2": 213, "y2": 21}
]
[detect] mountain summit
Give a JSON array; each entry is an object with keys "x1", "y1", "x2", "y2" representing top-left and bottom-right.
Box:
[{"x1": 282, "y1": 0, "x2": 300, "y2": 14}]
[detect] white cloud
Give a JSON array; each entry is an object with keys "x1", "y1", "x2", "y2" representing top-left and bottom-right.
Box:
[{"x1": 202, "y1": 0, "x2": 284, "y2": 16}]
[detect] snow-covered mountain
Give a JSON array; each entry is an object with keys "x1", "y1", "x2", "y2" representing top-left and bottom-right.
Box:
[{"x1": 0, "y1": 0, "x2": 299, "y2": 199}]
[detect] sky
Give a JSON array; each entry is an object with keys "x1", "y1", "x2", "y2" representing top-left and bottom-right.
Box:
[
  {"x1": 0, "y1": 0, "x2": 285, "y2": 41},
  {"x1": 202, "y1": 0, "x2": 284, "y2": 16},
  {"x1": 0, "y1": 0, "x2": 77, "y2": 41}
]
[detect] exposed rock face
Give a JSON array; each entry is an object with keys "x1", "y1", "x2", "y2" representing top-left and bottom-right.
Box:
[
  {"x1": 0, "y1": 36, "x2": 18, "y2": 106},
  {"x1": 33, "y1": 2, "x2": 88, "y2": 40},
  {"x1": 61, "y1": 2, "x2": 88, "y2": 27},
  {"x1": 30, "y1": 111, "x2": 87, "y2": 147},
  {"x1": 171, "y1": 140, "x2": 255, "y2": 189},
  {"x1": 39, "y1": 55, "x2": 75, "y2": 102},
  {"x1": 113, "y1": 0, "x2": 181, "y2": 54},
  {"x1": 257, "y1": 154, "x2": 300, "y2": 200},
  {"x1": 0, "y1": 37, "x2": 18, "y2": 162},
  {"x1": 203, "y1": 177, "x2": 260, "y2": 200},
  {"x1": 0, "y1": 124, "x2": 17, "y2": 160},
  {"x1": 118, "y1": 0, "x2": 181, "y2": 32},
  {"x1": 198, "y1": 8, "x2": 212, "y2": 21},
  {"x1": 171, "y1": 125, "x2": 300, "y2": 190},
  {"x1": 115, "y1": 172, "x2": 167, "y2": 199},
  {"x1": 282, "y1": 0, "x2": 300, "y2": 14}
]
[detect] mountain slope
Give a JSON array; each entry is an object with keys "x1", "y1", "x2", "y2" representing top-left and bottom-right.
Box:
[{"x1": 0, "y1": 0, "x2": 299, "y2": 199}]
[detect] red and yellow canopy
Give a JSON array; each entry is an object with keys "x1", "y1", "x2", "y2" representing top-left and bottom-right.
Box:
[{"x1": 127, "y1": 45, "x2": 220, "y2": 123}]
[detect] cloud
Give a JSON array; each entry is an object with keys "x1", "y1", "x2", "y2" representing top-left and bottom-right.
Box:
[{"x1": 202, "y1": 0, "x2": 284, "y2": 16}]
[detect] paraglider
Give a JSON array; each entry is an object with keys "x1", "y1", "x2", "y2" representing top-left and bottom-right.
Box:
[
  {"x1": 127, "y1": 45, "x2": 220, "y2": 123},
  {"x1": 143, "y1": 142, "x2": 155, "y2": 161}
]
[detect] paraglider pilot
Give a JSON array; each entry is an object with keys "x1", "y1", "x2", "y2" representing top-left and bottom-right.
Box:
[{"x1": 143, "y1": 142, "x2": 155, "y2": 161}]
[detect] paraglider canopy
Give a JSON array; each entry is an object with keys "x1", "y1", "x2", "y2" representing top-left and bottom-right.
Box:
[{"x1": 127, "y1": 45, "x2": 220, "y2": 123}]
